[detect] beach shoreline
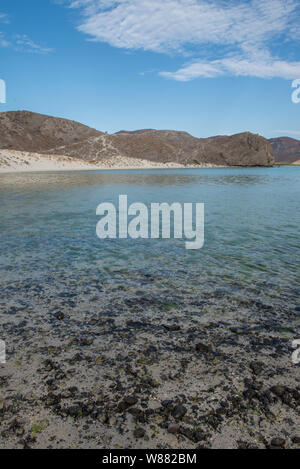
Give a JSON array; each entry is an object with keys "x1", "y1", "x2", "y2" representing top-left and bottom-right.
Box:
[{"x1": 0, "y1": 149, "x2": 223, "y2": 173}]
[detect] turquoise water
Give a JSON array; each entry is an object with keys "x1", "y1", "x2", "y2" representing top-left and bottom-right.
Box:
[{"x1": 0, "y1": 167, "x2": 300, "y2": 318}]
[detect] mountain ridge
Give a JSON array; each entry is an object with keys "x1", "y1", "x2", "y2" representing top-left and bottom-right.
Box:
[
  {"x1": 269, "y1": 136, "x2": 300, "y2": 163},
  {"x1": 0, "y1": 110, "x2": 275, "y2": 167}
]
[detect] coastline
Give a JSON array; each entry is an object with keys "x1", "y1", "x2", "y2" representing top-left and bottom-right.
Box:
[
  {"x1": 0, "y1": 149, "x2": 223, "y2": 173},
  {"x1": 2, "y1": 149, "x2": 293, "y2": 173}
]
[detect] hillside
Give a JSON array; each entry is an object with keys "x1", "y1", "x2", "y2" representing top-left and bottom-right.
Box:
[
  {"x1": 0, "y1": 111, "x2": 274, "y2": 167},
  {"x1": 269, "y1": 137, "x2": 300, "y2": 163},
  {"x1": 0, "y1": 110, "x2": 101, "y2": 153}
]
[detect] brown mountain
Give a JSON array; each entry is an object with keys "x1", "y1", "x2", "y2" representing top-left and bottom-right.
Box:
[
  {"x1": 0, "y1": 110, "x2": 274, "y2": 166},
  {"x1": 0, "y1": 110, "x2": 101, "y2": 152},
  {"x1": 109, "y1": 130, "x2": 274, "y2": 166},
  {"x1": 269, "y1": 137, "x2": 300, "y2": 163}
]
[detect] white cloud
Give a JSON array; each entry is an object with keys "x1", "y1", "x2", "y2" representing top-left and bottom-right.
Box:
[
  {"x1": 0, "y1": 32, "x2": 10, "y2": 48},
  {"x1": 0, "y1": 11, "x2": 52, "y2": 54},
  {"x1": 0, "y1": 12, "x2": 9, "y2": 24},
  {"x1": 66, "y1": 0, "x2": 297, "y2": 51},
  {"x1": 0, "y1": 32, "x2": 53, "y2": 53},
  {"x1": 64, "y1": 0, "x2": 300, "y2": 80},
  {"x1": 0, "y1": 12, "x2": 10, "y2": 47},
  {"x1": 161, "y1": 52, "x2": 300, "y2": 81},
  {"x1": 14, "y1": 34, "x2": 53, "y2": 54}
]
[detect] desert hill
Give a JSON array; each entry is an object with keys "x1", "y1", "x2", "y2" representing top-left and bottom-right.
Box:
[
  {"x1": 0, "y1": 110, "x2": 101, "y2": 153},
  {"x1": 0, "y1": 111, "x2": 274, "y2": 167},
  {"x1": 269, "y1": 137, "x2": 300, "y2": 163}
]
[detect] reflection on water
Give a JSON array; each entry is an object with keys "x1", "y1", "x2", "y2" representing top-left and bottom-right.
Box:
[
  {"x1": 0, "y1": 167, "x2": 283, "y2": 193},
  {"x1": 0, "y1": 166, "x2": 300, "y2": 316}
]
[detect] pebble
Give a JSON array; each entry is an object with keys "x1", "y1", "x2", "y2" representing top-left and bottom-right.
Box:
[
  {"x1": 167, "y1": 424, "x2": 180, "y2": 434},
  {"x1": 249, "y1": 361, "x2": 263, "y2": 375},
  {"x1": 195, "y1": 342, "x2": 212, "y2": 354},
  {"x1": 270, "y1": 438, "x2": 286, "y2": 448},
  {"x1": 118, "y1": 395, "x2": 138, "y2": 411},
  {"x1": 172, "y1": 404, "x2": 187, "y2": 420},
  {"x1": 134, "y1": 428, "x2": 145, "y2": 439},
  {"x1": 54, "y1": 312, "x2": 65, "y2": 320}
]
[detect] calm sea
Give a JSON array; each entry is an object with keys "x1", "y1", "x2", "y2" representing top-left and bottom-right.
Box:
[{"x1": 1, "y1": 167, "x2": 300, "y2": 318}]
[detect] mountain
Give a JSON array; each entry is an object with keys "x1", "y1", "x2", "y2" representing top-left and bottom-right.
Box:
[
  {"x1": 269, "y1": 137, "x2": 300, "y2": 163},
  {"x1": 0, "y1": 110, "x2": 101, "y2": 152},
  {"x1": 0, "y1": 111, "x2": 274, "y2": 166},
  {"x1": 109, "y1": 130, "x2": 274, "y2": 166}
]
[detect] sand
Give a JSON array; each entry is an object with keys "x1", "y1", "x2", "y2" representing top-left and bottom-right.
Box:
[{"x1": 0, "y1": 149, "x2": 219, "y2": 173}]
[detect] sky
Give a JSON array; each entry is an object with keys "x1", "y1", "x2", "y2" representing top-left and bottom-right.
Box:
[{"x1": 0, "y1": 0, "x2": 300, "y2": 139}]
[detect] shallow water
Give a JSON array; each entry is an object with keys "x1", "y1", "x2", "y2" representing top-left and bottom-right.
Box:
[
  {"x1": 1, "y1": 167, "x2": 300, "y2": 449},
  {"x1": 0, "y1": 167, "x2": 300, "y2": 316}
]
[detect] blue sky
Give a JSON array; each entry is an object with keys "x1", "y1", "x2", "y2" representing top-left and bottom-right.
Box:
[{"x1": 0, "y1": 0, "x2": 300, "y2": 139}]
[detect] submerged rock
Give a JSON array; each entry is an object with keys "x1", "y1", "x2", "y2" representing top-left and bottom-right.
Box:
[
  {"x1": 167, "y1": 424, "x2": 180, "y2": 434},
  {"x1": 133, "y1": 428, "x2": 145, "y2": 439},
  {"x1": 172, "y1": 404, "x2": 187, "y2": 420}
]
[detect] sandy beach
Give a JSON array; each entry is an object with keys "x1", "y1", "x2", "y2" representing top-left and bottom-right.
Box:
[{"x1": 0, "y1": 149, "x2": 220, "y2": 173}]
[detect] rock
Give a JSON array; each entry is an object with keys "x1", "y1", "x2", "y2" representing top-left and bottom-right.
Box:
[
  {"x1": 167, "y1": 424, "x2": 180, "y2": 434},
  {"x1": 179, "y1": 427, "x2": 194, "y2": 441},
  {"x1": 55, "y1": 370, "x2": 66, "y2": 380},
  {"x1": 67, "y1": 406, "x2": 83, "y2": 419},
  {"x1": 270, "y1": 438, "x2": 286, "y2": 448},
  {"x1": 161, "y1": 400, "x2": 173, "y2": 408},
  {"x1": 99, "y1": 413, "x2": 109, "y2": 424},
  {"x1": 124, "y1": 395, "x2": 138, "y2": 405},
  {"x1": 79, "y1": 338, "x2": 93, "y2": 346},
  {"x1": 44, "y1": 393, "x2": 61, "y2": 406},
  {"x1": 270, "y1": 385, "x2": 286, "y2": 397},
  {"x1": 163, "y1": 324, "x2": 181, "y2": 332},
  {"x1": 292, "y1": 436, "x2": 300, "y2": 445},
  {"x1": 118, "y1": 395, "x2": 138, "y2": 411},
  {"x1": 237, "y1": 441, "x2": 252, "y2": 449},
  {"x1": 43, "y1": 359, "x2": 57, "y2": 372},
  {"x1": 54, "y1": 312, "x2": 65, "y2": 320},
  {"x1": 172, "y1": 404, "x2": 187, "y2": 420},
  {"x1": 195, "y1": 343, "x2": 213, "y2": 354},
  {"x1": 179, "y1": 426, "x2": 205, "y2": 443},
  {"x1": 193, "y1": 430, "x2": 206, "y2": 443},
  {"x1": 250, "y1": 361, "x2": 264, "y2": 375},
  {"x1": 134, "y1": 428, "x2": 145, "y2": 439}
]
